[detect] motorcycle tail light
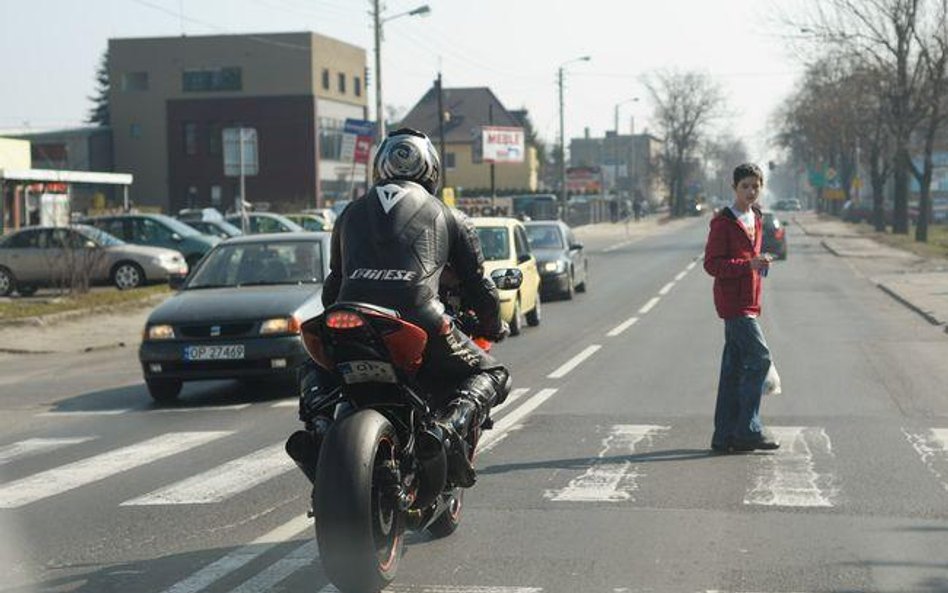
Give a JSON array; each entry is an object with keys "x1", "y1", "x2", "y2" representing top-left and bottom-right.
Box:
[
  {"x1": 326, "y1": 311, "x2": 364, "y2": 329},
  {"x1": 380, "y1": 317, "x2": 428, "y2": 374},
  {"x1": 775, "y1": 228, "x2": 785, "y2": 241}
]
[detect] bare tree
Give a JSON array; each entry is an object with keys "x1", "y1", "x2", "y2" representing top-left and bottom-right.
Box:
[
  {"x1": 704, "y1": 135, "x2": 750, "y2": 200},
  {"x1": 645, "y1": 70, "x2": 724, "y2": 217}
]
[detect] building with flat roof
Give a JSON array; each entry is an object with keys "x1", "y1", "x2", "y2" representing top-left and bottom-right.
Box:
[{"x1": 110, "y1": 31, "x2": 368, "y2": 214}]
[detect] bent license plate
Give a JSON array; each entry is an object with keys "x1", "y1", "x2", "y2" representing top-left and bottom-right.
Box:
[
  {"x1": 184, "y1": 344, "x2": 245, "y2": 361},
  {"x1": 337, "y1": 360, "x2": 397, "y2": 384}
]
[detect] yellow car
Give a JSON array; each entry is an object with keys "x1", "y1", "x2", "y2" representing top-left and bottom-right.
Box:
[{"x1": 470, "y1": 216, "x2": 542, "y2": 336}]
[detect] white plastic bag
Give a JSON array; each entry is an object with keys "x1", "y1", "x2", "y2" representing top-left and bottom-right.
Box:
[{"x1": 763, "y1": 361, "x2": 782, "y2": 396}]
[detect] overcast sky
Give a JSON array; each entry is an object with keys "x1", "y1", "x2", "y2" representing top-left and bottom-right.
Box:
[{"x1": 1, "y1": 0, "x2": 811, "y2": 163}]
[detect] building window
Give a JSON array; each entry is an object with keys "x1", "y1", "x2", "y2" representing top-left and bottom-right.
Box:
[
  {"x1": 121, "y1": 71, "x2": 149, "y2": 91},
  {"x1": 321, "y1": 69, "x2": 330, "y2": 90},
  {"x1": 182, "y1": 67, "x2": 242, "y2": 92},
  {"x1": 184, "y1": 122, "x2": 198, "y2": 156},
  {"x1": 129, "y1": 123, "x2": 142, "y2": 139},
  {"x1": 318, "y1": 117, "x2": 345, "y2": 160},
  {"x1": 207, "y1": 122, "x2": 222, "y2": 156},
  {"x1": 445, "y1": 152, "x2": 456, "y2": 169},
  {"x1": 354, "y1": 76, "x2": 362, "y2": 97},
  {"x1": 337, "y1": 72, "x2": 346, "y2": 94}
]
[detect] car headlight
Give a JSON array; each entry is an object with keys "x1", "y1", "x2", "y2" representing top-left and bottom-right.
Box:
[
  {"x1": 542, "y1": 260, "x2": 565, "y2": 273},
  {"x1": 146, "y1": 324, "x2": 175, "y2": 340},
  {"x1": 260, "y1": 316, "x2": 302, "y2": 335}
]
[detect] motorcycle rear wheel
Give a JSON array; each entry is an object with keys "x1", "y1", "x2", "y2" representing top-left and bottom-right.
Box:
[{"x1": 314, "y1": 409, "x2": 404, "y2": 593}]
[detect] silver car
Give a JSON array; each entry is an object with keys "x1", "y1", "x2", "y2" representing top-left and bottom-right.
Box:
[{"x1": 0, "y1": 225, "x2": 187, "y2": 296}]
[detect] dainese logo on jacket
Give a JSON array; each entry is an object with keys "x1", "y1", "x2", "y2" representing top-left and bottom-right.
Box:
[{"x1": 349, "y1": 268, "x2": 418, "y2": 281}]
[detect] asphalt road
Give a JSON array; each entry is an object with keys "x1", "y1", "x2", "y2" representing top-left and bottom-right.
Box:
[{"x1": 1, "y1": 216, "x2": 947, "y2": 593}]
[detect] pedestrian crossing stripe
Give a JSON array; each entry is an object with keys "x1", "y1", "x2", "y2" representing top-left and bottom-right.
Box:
[
  {"x1": 0, "y1": 437, "x2": 95, "y2": 466},
  {"x1": 904, "y1": 427, "x2": 948, "y2": 493},
  {"x1": 0, "y1": 431, "x2": 232, "y2": 509},
  {"x1": 743, "y1": 426, "x2": 837, "y2": 508},
  {"x1": 122, "y1": 442, "x2": 295, "y2": 506}
]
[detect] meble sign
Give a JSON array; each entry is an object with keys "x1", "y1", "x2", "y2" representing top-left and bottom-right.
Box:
[{"x1": 482, "y1": 126, "x2": 525, "y2": 164}]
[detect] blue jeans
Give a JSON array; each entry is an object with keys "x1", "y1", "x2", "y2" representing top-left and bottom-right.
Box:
[{"x1": 712, "y1": 316, "x2": 772, "y2": 445}]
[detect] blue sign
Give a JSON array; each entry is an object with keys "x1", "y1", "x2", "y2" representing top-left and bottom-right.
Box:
[{"x1": 344, "y1": 119, "x2": 376, "y2": 137}]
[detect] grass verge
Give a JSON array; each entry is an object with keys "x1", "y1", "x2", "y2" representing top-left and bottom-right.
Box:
[
  {"x1": 0, "y1": 284, "x2": 171, "y2": 321},
  {"x1": 854, "y1": 222, "x2": 948, "y2": 261}
]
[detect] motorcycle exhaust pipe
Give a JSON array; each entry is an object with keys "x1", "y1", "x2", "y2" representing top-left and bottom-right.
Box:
[{"x1": 413, "y1": 426, "x2": 448, "y2": 508}]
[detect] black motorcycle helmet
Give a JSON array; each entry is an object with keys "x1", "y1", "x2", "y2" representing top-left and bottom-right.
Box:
[{"x1": 372, "y1": 128, "x2": 442, "y2": 195}]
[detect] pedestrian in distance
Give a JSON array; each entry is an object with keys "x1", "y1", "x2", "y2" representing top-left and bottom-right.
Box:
[{"x1": 703, "y1": 163, "x2": 779, "y2": 453}]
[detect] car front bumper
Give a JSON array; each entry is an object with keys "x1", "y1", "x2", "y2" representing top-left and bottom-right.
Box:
[
  {"x1": 140, "y1": 334, "x2": 308, "y2": 382},
  {"x1": 539, "y1": 271, "x2": 571, "y2": 295}
]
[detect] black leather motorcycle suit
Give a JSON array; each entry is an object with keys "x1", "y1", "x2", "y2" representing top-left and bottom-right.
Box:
[{"x1": 290, "y1": 180, "x2": 510, "y2": 487}]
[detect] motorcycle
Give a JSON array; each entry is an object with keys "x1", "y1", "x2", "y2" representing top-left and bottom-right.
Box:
[{"x1": 297, "y1": 267, "x2": 523, "y2": 593}]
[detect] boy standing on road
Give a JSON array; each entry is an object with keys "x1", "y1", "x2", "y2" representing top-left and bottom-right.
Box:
[{"x1": 703, "y1": 163, "x2": 779, "y2": 453}]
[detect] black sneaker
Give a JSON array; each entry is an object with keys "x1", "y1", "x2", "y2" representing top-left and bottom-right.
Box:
[
  {"x1": 710, "y1": 441, "x2": 732, "y2": 454},
  {"x1": 730, "y1": 435, "x2": 781, "y2": 452}
]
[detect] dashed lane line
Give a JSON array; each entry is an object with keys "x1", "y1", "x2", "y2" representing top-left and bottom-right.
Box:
[
  {"x1": 547, "y1": 345, "x2": 602, "y2": 379},
  {"x1": 606, "y1": 317, "x2": 639, "y2": 337},
  {"x1": 638, "y1": 297, "x2": 660, "y2": 315}
]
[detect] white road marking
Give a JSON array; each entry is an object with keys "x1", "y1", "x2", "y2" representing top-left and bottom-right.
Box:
[
  {"x1": 686, "y1": 260, "x2": 698, "y2": 271},
  {"x1": 638, "y1": 297, "x2": 660, "y2": 314},
  {"x1": 161, "y1": 513, "x2": 312, "y2": 593},
  {"x1": 38, "y1": 409, "x2": 131, "y2": 416},
  {"x1": 320, "y1": 585, "x2": 542, "y2": 593},
  {"x1": 904, "y1": 427, "x2": 948, "y2": 492},
  {"x1": 545, "y1": 424, "x2": 668, "y2": 502},
  {"x1": 122, "y1": 442, "x2": 295, "y2": 505},
  {"x1": 0, "y1": 437, "x2": 95, "y2": 466},
  {"x1": 270, "y1": 400, "x2": 298, "y2": 408},
  {"x1": 153, "y1": 404, "x2": 251, "y2": 413},
  {"x1": 674, "y1": 270, "x2": 688, "y2": 282},
  {"x1": 658, "y1": 282, "x2": 675, "y2": 296},
  {"x1": 743, "y1": 426, "x2": 836, "y2": 507},
  {"x1": 0, "y1": 431, "x2": 232, "y2": 508},
  {"x1": 491, "y1": 387, "x2": 530, "y2": 415},
  {"x1": 603, "y1": 239, "x2": 634, "y2": 253},
  {"x1": 226, "y1": 540, "x2": 316, "y2": 593},
  {"x1": 547, "y1": 345, "x2": 601, "y2": 379},
  {"x1": 479, "y1": 388, "x2": 558, "y2": 453},
  {"x1": 606, "y1": 316, "x2": 639, "y2": 337}
]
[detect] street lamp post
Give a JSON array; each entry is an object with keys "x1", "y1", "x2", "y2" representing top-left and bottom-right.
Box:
[
  {"x1": 558, "y1": 55, "x2": 590, "y2": 219},
  {"x1": 613, "y1": 97, "x2": 639, "y2": 198},
  {"x1": 372, "y1": 1, "x2": 431, "y2": 143}
]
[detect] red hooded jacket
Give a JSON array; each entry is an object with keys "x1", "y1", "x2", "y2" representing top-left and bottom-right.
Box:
[{"x1": 703, "y1": 205, "x2": 763, "y2": 319}]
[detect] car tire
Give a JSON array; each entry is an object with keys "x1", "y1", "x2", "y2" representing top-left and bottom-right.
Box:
[
  {"x1": 508, "y1": 298, "x2": 523, "y2": 337},
  {"x1": 146, "y1": 378, "x2": 182, "y2": 403},
  {"x1": 575, "y1": 264, "x2": 587, "y2": 293},
  {"x1": 112, "y1": 262, "x2": 145, "y2": 290},
  {"x1": 0, "y1": 267, "x2": 15, "y2": 297},
  {"x1": 526, "y1": 293, "x2": 541, "y2": 327},
  {"x1": 17, "y1": 285, "x2": 38, "y2": 297},
  {"x1": 562, "y1": 271, "x2": 575, "y2": 301}
]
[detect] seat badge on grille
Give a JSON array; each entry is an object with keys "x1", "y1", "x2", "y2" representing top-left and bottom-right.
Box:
[{"x1": 210, "y1": 325, "x2": 221, "y2": 337}]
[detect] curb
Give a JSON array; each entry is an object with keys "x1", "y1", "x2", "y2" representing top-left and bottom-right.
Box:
[
  {"x1": 0, "y1": 293, "x2": 168, "y2": 328},
  {"x1": 875, "y1": 282, "x2": 943, "y2": 327}
]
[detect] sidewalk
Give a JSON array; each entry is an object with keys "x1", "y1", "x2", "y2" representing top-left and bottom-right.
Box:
[{"x1": 793, "y1": 211, "x2": 948, "y2": 329}]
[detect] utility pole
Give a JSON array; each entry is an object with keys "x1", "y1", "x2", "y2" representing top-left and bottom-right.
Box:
[
  {"x1": 436, "y1": 71, "x2": 446, "y2": 195},
  {"x1": 489, "y1": 102, "x2": 496, "y2": 206},
  {"x1": 558, "y1": 66, "x2": 566, "y2": 218},
  {"x1": 373, "y1": 0, "x2": 384, "y2": 143}
]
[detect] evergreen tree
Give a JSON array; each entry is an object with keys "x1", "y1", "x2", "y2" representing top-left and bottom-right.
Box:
[{"x1": 87, "y1": 48, "x2": 110, "y2": 126}]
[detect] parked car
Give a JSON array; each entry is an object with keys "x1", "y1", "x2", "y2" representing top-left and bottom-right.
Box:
[
  {"x1": 469, "y1": 217, "x2": 541, "y2": 336},
  {"x1": 0, "y1": 225, "x2": 187, "y2": 296},
  {"x1": 524, "y1": 220, "x2": 588, "y2": 300},
  {"x1": 761, "y1": 210, "x2": 788, "y2": 260},
  {"x1": 177, "y1": 208, "x2": 244, "y2": 239},
  {"x1": 84, "y1": 214, "x2": 220, "y2": 269},
  {"x1": 773, "y1": 198, "x2": 803, "y2": 211},
  {"x1": 139, "y1": 232, "x2": 331, "y2": 402},
  {"x1": 182, "y1": 219, "x2": 244, "y2": 239},
  {"x1": 224, "y1": 212, "x2": 304, "y2": 234},
  {"x1": 285, "y1": 213, "x2": 333, "y2": 232}
]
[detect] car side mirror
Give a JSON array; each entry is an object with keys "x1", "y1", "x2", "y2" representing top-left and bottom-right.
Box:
[
  {"x1": 168, "y1": 274, "x2": 187, "y2": 290},
  {"x1": 570, "y1": 242, "x2": 584, "y2": 251},
  {"x1": 490, "y1": 268, "x2": 523, "y2": 291},
  {"x1": 171, "y1": 233, "x2": 182, "y2": 242},
  {"x1": 517, "y1": 253, "x2": 532, "y2": 264},
  {"x1": 84, "y1": 240, "x2": 98, "y2": 249}
]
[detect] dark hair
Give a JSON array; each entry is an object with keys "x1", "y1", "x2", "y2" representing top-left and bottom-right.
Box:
[{"x1": 732, "y1": 163, "x2": 764, "y2": 187}]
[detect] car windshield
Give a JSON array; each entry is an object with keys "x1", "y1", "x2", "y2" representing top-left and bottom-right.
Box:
[
  {"x1": 525, "y1": 224, "x2": 564, "y2": 249},
  {"x1": 75, "y1": 225, "x2": 124, "y2": 246},
  {"x1": 475, "y1": 227, "x2": 511, "y2": 261},
  {"x1": 153, "y1": 214, "x2": 202, "y2": 237},
  {"x1": 187, "y1": 240, "x2": 324, "y2": 288}
]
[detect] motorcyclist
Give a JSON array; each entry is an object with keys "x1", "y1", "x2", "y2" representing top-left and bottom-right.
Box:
[{"x1": 285, "y1": 128, "x2": 511, "y2": 488}]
